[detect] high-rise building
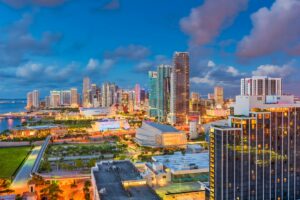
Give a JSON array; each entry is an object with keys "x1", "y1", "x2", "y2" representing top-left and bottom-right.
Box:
[
  {"x1": 148, "y1": 71, "x2": 158, "y2": 117},
  {"x1": 45, "y1": 96, "x2": 50, "y2": 108},
  {"x1": 26, "y1": 90, "x2": 39, "y2": 110},
  {"x1": 50, "y1": 90, "x2": 61, "y2": 108},
  {"x1": 156, "y1": 65, "x2": 172, "y2": 122},
  {"x1": 101, "y1": 83, "x2": 117, "y2": 107},
  {"x1": 209, "y1": 78, "x2": 300, "y2": 200},
  {"x1": 82, "y1": 77, "x2": 91, "y2": 108},
  {"x1": 169, "y1": 52, "x2": 190, "y2": 124},
  {"x1": 135, "y1": 84, "x2": 141, "y2": 107},
  {"x1": 26, "y1": 92, "x2": 33, "y2": 110},
  {"x1": 70, "y1": 88, "x2": 79, "y2": 107},
  {"x1": 60, "y1": 90, "x2": 71, "y2": 106},
  {"x1": 241, "y1": 76, "x2": 282, "y2": 96},
  {"x1": 214, "y1": 86, "x2": 224, "y2": 106},
  {"x1": 32, "y1": 90, "x2": 40, "y2": 108}
]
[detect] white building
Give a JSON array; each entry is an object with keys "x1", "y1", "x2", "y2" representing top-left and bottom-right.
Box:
[
  {"x1": 240, "y1": 76, "x2": 282, "y2": 96},
  {"x1": 135, "y1": 121, "x2": 187, "y2": 148}
]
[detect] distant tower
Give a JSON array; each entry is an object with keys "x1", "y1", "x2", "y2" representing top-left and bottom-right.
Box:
[
  {"x1": 70, "y1": 88, "x2": 79, "y2": 107},
  {"x1": 135, "y1": 84, "x2": 141, "y2": 107},
  {"x1": 148, "y1": 71, "x2": 158, "y2": 117},
  {"x1": 170, "y1": 52, "x2": 190, "y2": 124},
  {"x1": 26, "y1": 92, "x2": 33, "y2": 110},
  {"x1": 82, "y1": 77, "x2": 90, "y2": 108},
  {"x1": 32, "y1": 90, "x2": 40, "y2": 109},
  {"x1": 214, "y1": 86, "x2": 224, "y2": 106},
  {"x1": 156, "y1": 65, "x2": 172, "y2": 122}
]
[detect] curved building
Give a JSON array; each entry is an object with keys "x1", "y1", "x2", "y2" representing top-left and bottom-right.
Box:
[{"x1": 135, "y1": 121, "x2": 187, "y2": 148}]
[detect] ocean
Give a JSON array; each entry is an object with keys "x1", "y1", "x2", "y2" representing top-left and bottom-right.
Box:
[{"x1": 0, "y1": 99, "x2": 26, "y2": 132}]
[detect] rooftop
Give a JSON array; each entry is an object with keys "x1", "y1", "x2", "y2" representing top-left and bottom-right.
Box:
[
  {"x1": 152, "y1": 152, "x2": 209, "y2": 174},
  {"x1": 93, "y1": 160, "x2": 159, "y2": 200},
  {"x1": 145, "y1": 121, "x2": 179, "y2": 133}
]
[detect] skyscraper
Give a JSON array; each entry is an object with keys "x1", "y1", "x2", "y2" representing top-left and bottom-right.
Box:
[
  {"x1": 60, "y1": 90, "x2": 71, "y2": 106},
  {"x1": 156, "y1": 64, "x2": 171, "y2": 122},
  {"x1": 209, "y1": 78, "x2": 300, "y2": 200},
  {"x1": 50, "y1": 90, "x2": 61, "y2": 108},
  {"x1": 135, "y1": 84, "x2": 141, "y2": 108},
  {"x1": 70, "y1": 88, "x2": 79, "y2": 107},
  {"x1": 32, "y1": 90, "x2": 40, "y2": 108},
  {"x1": 148, "y1": 71, "x2": 158, "y2": 118},
  {"x1": 214, "y1": 86, "x2": 224, "y2": 106},
  {"x1": 26, "y1": 92, "x2": 33, "y2": 110},
  {"x1": 240, "y1": 76, "x2": 282, "y2": 96},
  {"x1": 82, "y1": 77, "x2": 91, "y2": 108},
  {"x1": 169, "y1": 52, "x2": 190, "y2": 124}
]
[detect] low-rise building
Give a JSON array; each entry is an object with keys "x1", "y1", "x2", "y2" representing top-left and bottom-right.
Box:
[
  {"x1": 135, "y1": 121, "x2": 187, "y2": 148},
  {"x1": 138, "y1": 152, "x2": 209, "y2": 187},
  {"x1": 91, "y1": 160, "x2": 159, "y2": 200}
]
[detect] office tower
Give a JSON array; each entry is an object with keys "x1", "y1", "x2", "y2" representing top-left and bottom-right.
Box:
[
  {"x1": 209, "y1": 80, "x2": 300, "y2": 200},
  {"x1": 45, "y1": 96, "x2": 50, "y2": 108},
  {"x1": 60, "y1": 90, "x2": 71, "y2": 106},
  {"x1": 214, "y1": 86, "x2": 224, "y2": 106},
  {"x1": 148, "y1": 71, "x2": 158, "y2": 117},
  {"x1": 156, "y1": 64, "x2": 172, "y2": 122},
  {"x1": 140, "y1": 89, "x2": 146, "y2": 103},
  {"x1": 170, "y1": 52, "x2": 190, "y2": 124},
  {"x1": 82, "y1": 77, "x2": 91, "y2": 108},
  {"x1": 101, "y1": 83, "x2": 117, "y2": 107},
  {"x1": 70, "y1": 88, "x2": 78, "y2": 107},
  {"x1": 32, "y1": 90, "x2": 40, "y2": 108},
  {"x1": 135, "y1": 84, "x2": 141, "y2": 107},
  {"x1": 26, "y1": 92, "x2": 33, "y2": 110},
  {"x1": 50, "y1": 90, "x2": 61, "y2": 108},
  {"x1": 241, "y1": 76, "x2": 282, "y2": 96}
]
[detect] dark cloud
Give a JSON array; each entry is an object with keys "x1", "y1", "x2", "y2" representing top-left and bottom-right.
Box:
[
  {"x1": 237, "y1": 0, "x2": 300, "y2": 59},
  {"x1": 1, "y1": 0, "x2": 67, "y2": 8},
  {"x1": 0, "y1": 14, "x2": 62, "y2": 67},
  {"x1": 180, "y1": 0, "x2": 248, "y2": 46}
]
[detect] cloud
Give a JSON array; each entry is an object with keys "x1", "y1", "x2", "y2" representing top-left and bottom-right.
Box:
[
  {"x1": 207, "y1": 60, "x2": 216, "y2": 68},
  {"x1": 237, "y1": 0, "x2": 300, "y2": 58},
  {"x1": 180, "y1": 0, "x2": 248, "y2": 46},
  {"x1": 105, "y1": 44, "x2": 150, "y2": 60},
  {"x1": 16, "y1": 62, "x2": 79, "y2": 83},
  {"x1": 1, "y1": 0, "x2": 67, "y2": 8},
  {"x1": 86, "y1": 58, "x2": 115, "y2": 74},
  {"x1": 226, "y1": 66, "x2": 239, "y2": 76},
  {"x1": 133, "y1": 55, "x2": 171, "y2": 73},
  {"x1": 191, "y1": 74, "x2": 214, "y2": 85},
  {"x1": 102, "y1": 0, "x2": 120, "y2": 10},
  {"x1": 0, "y1": 14, "x2": 62, "y2": 66},
  {"x1": 252, "y1": 64, "x2": 294, "y2": 77},
  {"x1": 191, "y1": 61, "x2": 242, "y2": 88}
]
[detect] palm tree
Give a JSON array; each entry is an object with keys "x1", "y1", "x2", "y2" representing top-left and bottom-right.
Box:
[{"x1": 40, "y1": 183, "x2": 63, "y2": 200}]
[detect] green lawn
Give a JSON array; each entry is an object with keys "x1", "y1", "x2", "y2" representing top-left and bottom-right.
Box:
[{"x1": 0, "y1": 146, "x2": 31, "y2": 178}]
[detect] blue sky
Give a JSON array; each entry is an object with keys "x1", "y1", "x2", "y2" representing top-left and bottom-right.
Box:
[{"x1": 0, "y1": 0, "x2": 299, "y2": 98}]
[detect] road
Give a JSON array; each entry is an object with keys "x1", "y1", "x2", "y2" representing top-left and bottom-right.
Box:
[{"x1": 11, "y1": 146, "x2": 42, "y2": 191}]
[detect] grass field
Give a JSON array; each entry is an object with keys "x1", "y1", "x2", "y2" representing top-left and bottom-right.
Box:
[{"x1": 0, "y1": 146, "x2": 31, "y2": 178}]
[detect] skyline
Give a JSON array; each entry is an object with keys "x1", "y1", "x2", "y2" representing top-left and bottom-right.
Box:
[{"x1": 1, "y1": 0, "x2": 300, "y2": 98}]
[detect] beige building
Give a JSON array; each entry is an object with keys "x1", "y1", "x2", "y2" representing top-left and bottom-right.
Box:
[{"x1": 135, "y1": 121, "x2": 187, "y2": 148}]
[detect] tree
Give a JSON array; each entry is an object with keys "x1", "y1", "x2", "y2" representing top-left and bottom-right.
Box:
[
  {"x1": 29, "y1": 174, "x2": 45, "y2": 186},
  {"x1": 75, "y1": 159, "x2": 84, "y2": 169},
  {"x1": 83, "y1": 180, "x2": 91, "y2": 200},
  {"x1": 40, "y1": 182, "x2": 63, "y2": 200}
]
